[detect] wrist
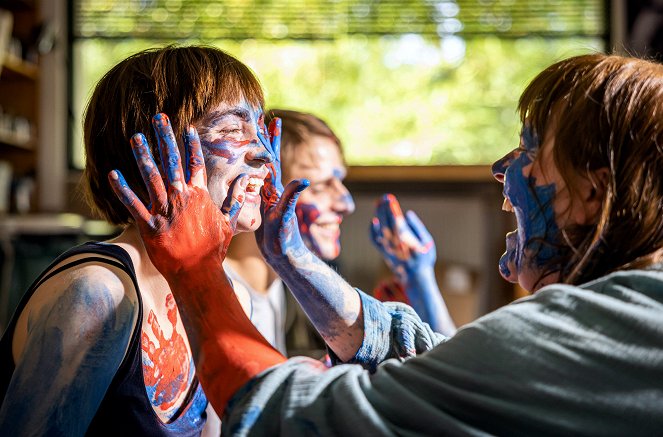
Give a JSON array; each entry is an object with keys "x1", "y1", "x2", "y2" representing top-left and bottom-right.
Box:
[
  {"x1": 403, "y1": 265, "x2": 436, "y2": 288},
  {"x1": 265, "y1": 244, "x2": 310, "y2": 275}
]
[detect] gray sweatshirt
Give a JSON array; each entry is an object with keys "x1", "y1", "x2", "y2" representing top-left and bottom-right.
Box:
[{"x1": 223, "y1": 266, "x2": 663, "y2": 436}]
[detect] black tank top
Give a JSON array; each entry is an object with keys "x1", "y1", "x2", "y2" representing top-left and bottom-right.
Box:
[{"x1": 0, "y1": 242, "x2": 208, "y2": 436}]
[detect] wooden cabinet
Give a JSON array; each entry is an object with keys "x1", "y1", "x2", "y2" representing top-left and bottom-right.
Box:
[{"x1": 0, "y1": 1, "x2": 40, "y2": 213}]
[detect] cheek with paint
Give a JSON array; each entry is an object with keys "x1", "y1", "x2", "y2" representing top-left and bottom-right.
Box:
[
  {"x1": 295, "y1": 202, "x2": 325, "y2": 256},
  {"x1": 500, "y1": 150, "x2": 559, "y2": 288},
  {"x1": 340, "y1": 192, "x2": 356, "y2": 215},
  {"x1": 200, "y1": 137, "x2": 248, "y2": 164}
]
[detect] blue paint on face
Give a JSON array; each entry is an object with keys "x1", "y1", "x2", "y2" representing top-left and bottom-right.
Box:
[
  {"x1": 333, "y1": 168, "x2": 355, "y2": 214},
  {"x1": 196, "y1": 102, "x2": 272, "y2": 232},
  {"x1": 497, "y1": 126, "x2": 559, "y2": 288}
]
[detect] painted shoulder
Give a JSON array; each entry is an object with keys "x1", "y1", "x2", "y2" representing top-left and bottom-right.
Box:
[
  {"x1": 12, "y1": 259, "x2": 140, "y2": 363},
  {"x1": 1, "y1": 261, "x2": 140, "y2": 436}
]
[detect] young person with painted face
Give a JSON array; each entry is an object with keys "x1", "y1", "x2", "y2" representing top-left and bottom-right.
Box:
[
  {"x1": 0, "y1": 46, "x2": 362, "y2": 436},
  {"x1": 114, "y1": 53, "x2": 663, "y2": 435}
]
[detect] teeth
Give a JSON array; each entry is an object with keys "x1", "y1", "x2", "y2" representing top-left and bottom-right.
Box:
[
  {"x1": 502, "y1": 198, "x2": 514, "y2": 212},
  {"x1": 247, "y1": 177, "x2": 264, "y2": 189},
  {"x1": 317, "y1": 223, "x2": 339, "y2": 230}
]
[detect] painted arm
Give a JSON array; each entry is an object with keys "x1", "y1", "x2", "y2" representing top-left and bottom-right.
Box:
[
  {"x1": 371, "y1": 194, "x2": 456, "y2": 336},
  {"x1": 109, "y1": 114, "x2": 287, "y2": 416},
  {"x1": 255, "y1": 118, "x2": 364, "y2": 362},
  {"x1": 0, "y1": 266, "x2": 137, "y2": 436}
]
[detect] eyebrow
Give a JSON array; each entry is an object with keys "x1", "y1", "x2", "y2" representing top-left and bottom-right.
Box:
[{"x1": 205, "y1": 107, "x2": 252, "y2": 127}]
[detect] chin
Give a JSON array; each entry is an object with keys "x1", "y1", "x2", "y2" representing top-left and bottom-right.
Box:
[
  {"x1": 235, "y1": 210, "x2": 262, "y2": 234},
  {"x1": 315, "y1": 240, "x2": 341, "y2": 261}
]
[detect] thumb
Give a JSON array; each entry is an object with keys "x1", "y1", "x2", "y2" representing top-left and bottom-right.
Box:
[
  {"x1": 276, "y1": 179, "x2": 310, "y2": 220},
  {"x1": 222, "y1": 174, "x2": 250, "y2": 231}
]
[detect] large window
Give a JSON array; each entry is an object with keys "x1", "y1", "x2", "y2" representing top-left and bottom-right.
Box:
[{"x1": 71, "y1": 0, "x2": 607, "y2": 168}]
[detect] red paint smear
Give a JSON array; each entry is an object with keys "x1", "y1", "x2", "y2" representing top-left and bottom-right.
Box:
[{"x1": 141, "y1": 294, "x2": 191, "y2": 411}]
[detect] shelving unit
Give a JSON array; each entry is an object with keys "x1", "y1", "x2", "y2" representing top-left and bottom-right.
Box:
[{"x1": 0, "y1": 0, "x2": 40, "y2": 213}]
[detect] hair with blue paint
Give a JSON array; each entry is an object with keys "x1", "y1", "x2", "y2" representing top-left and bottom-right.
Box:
[
  {"x1": 83, "y1": 45, "x2": 265, "y2": 225},
  {"x1": 518, "y1": 53, "x2": 663, "y2": 284}
]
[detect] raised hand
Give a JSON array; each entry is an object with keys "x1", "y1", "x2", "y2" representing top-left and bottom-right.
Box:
[
  {"x1": 255, "y1": 117, "x2": 309, "y2": 265},
  {"x1": 371, "y1": 194, "x2": 456, "y2": 336},
  {"x1": 108, "y1": 113, "x2": 248, "y2": 277},
  {"x1": 255, "y1": 117, "x2": 364, "y2": 361},
  {"x1": 371, "y1": 194, "x2": 436, "y2": 280},
  {"x1": 110, "y1": 113, "x2": 286, "y2": 416}
]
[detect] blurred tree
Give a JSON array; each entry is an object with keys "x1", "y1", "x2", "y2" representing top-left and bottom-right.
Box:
[{"x1": 71, "y1": 0, "x2": 606, "y2": 166}]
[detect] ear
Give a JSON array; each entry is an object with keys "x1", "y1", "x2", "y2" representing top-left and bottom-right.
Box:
[{"x1": 580, "y1": 167, "x2": 610, "y2": 224}]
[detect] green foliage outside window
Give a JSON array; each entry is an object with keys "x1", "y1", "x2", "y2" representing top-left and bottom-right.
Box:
[{"x1": 71, "y1": 1, "x2": 605, "y2": 167}]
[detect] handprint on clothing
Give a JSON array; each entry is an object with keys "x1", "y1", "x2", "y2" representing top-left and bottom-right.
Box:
[{"x1": 141, "y1": 294, "x2": 193, "y2": 414}]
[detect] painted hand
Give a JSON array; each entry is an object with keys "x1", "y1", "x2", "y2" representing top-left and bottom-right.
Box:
[
  {"x1": 370, "y1": 193, "x2": 436, "y2": 282},
  {"x1": 255, "y1": 117, "x2": 310, "y2": 264},
  {"x1": 371, "y1": 194, "x2": 456, "y2": 335},
  {"x1": 109, "y1": 113, "x2": 248, "y2": 277}
]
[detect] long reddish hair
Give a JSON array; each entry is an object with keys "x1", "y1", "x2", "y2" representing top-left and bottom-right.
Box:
[{"x1": 520, "y1": 53, "x2": 663, "y2": 284}]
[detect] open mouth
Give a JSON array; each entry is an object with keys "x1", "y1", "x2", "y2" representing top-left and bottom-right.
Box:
[
  {"x1": 312, "y1": 217, "x2": 342, "y2": 237},
  {"x1": 245, "y1": 177, "x2": 264, "y2": 194}
]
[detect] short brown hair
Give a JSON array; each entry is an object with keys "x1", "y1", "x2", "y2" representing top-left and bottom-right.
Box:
[
  {"x1": 519, "y1": 53, "x2": 663, "y2": 284},
  {"x1": 264, "y1": 109, "x2": 343, "y2": 181},
  {"x1": 82, "y1": 45, "x2": 264, "y2": 225}
]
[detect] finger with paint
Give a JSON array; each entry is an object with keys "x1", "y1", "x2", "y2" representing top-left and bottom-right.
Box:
[
  {"x1": 258, "y1": 116, "x2": 284, "y2": 197},
  {"x1": 257, "y1": 177, "x2": 310, "y2": 266}
]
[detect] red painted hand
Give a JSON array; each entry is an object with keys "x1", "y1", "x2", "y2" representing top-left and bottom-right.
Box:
[{"x1": 108, "y1": 113, "x2": 248, "y2": 277}]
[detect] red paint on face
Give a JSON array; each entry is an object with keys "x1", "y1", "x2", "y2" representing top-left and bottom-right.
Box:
[{"x1": 205, "y1": 139, "x2": 253, "y2": 161}]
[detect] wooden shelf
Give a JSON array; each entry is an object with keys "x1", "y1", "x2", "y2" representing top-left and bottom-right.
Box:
[
  {"x1": 346, "y1": 165, "x2": 494, "y2": 183},
  {"x1": 1, "y1": 55, "x2": 38, "y2": 80},
  {"x1": 0, "y1": 2, "x2": 40, "y2": 209},
  {"x1": 0, "y1": 129, "x2": 33, "y2": 150}
]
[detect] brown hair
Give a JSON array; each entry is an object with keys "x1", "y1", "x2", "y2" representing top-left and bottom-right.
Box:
[
  {"x1": 519, "y1": 53, "x2": 663, "y2": 284},
  {"x1": 264, "y1": 109, "x2": 343, "y2": 181},
  {"x1": 82, "y1": 45, "x2": 264, "y2": 225}
]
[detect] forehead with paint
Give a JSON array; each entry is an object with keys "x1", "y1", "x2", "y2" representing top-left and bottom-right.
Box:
[
  {"x1": 195, "y1": 100, "x2": 271, "y2": 234},
  {"x1": 285, "y1": 135, "x2": 355, "y2": 261}
]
